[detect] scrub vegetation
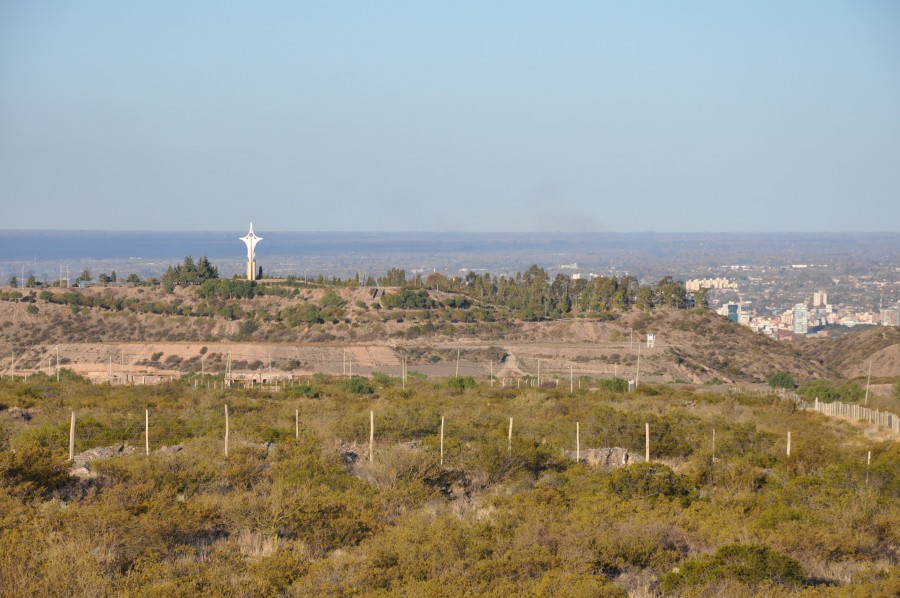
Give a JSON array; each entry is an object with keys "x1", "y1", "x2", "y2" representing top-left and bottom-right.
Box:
[{"x1": 1, "y1": 373, "x2": 897, "y2": 596}]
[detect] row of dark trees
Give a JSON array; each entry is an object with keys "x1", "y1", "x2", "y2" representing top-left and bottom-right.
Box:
[
  {"x1": 370, "y1": 265, "x2": 696, "y2": 320},
  {"x1": 161, "y1": 256, "x2": 219, "y2": 291}
]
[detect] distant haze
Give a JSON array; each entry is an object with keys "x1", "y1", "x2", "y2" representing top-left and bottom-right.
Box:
[
  {"x1": 2, "y1": 231, "x2": 898, "y2": 286},
  {"x1": 1, "y1": 2, "x2": 898, "y2": 232}
]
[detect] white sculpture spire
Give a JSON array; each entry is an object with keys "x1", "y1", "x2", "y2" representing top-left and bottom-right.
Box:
[{"x1": 240, "y1": 222, "x2": 263, "y2": 280}]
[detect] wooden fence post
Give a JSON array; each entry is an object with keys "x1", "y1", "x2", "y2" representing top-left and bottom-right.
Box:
[
  {"x1": 224, "y1": 404, "x2": 230, "y2": 458},
  {"x1": 69, "y1": 411, "x2": 76, "y2": 462},
  {"x1": 295, "y1": 409, "x2": 300, "y2": 441},
  {"x1": 786, "y1": 431, "x2": 791, "y2": 458},
  {"x1": 369, "y1": 410, "x2": 374, "y2": 463},
  {"x1": 576, "y1": 422, "x2": 580, "y2": 462},
  {"x1": 645, "y1": 422, "x2": 650, "y2": 463},
  {"x1": 866, "y1": 450, "x2": 871, "y2": 484}
]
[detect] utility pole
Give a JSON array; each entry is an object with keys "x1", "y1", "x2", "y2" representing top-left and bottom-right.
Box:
[{"x1": 455, "y1": 349, "x2": 460, "y2": 377}]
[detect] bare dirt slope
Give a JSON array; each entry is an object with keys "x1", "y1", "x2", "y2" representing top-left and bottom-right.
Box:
[
  {"x1": 801, "y1": 326, "x2": 900, "y2": 379},
  {"x1": 0, "y1": 285, "x2": 855, "y2": 384}
]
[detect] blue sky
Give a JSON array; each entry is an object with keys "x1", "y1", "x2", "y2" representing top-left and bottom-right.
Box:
[{"x1": 1, "y1": 1, "x2": 898, "y2": 232}]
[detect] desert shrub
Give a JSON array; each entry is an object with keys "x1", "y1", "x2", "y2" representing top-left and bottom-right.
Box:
[
  {"x1": 589, "y1": 522, "x2": 689, "y2": 577},
  {"x1": 447, "y1": 376, "x2": 477, "y2": 391},
  {"x1": 238, "y1": 318, "x2": 259, "y2": 337},
  {"x1": 660, "y1": 544, "x2": 806, "y2": 593},
  {"x1": 463, "y1": 436, "x2": 564, "y2": 487},
  {"x1": 379, "y1": 402, "x2": 441, "y2": 440},
  {"x1": 344, "y1": 376, "x2": 374, "y2": 395},
  {"x1": 596, "y1": 377, "x2": 628, "y2": 392},
  {"x1": 0, "y1": 439, "x2": 71, "y2": 497},
  {"x1": 197, "y1": 279, "x2": 254, "y2": 299},
  {"x1": 768, "y1": 371, "x2": 795, "y2": 389},
  {"x1": 283, "y1": 384, "x2": 321, "y2": 399},
  {"x1": 797, "y1": 380, "x2": 863, "y2": 403},
  {"x1": 371, "y1": 372, "x2": 393, "y2": 386},
  {"x1": 282, "y1": 303, "x2": 325, "y2": 326},
  {"x1": 607, "y1": 462, "x2": 693, "y2": 500},
  {"x1": 381, "y1": 289, "x2": 436, "y2": 309}
]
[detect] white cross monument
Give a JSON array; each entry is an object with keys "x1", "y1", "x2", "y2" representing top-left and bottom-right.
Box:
[{"x1": 240, "y1": 222, "x2": 263, "y2": 281}]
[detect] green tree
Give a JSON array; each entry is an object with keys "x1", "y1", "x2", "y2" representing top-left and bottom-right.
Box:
[
  {"x1": 8, "y1": 275, "x2": 17, "y2": 287},
  {"x1": 379, "y1": 267, "x2": 407, "y2": 287},
  {"x1": 78, "y1": 269, "x2": 92, "y2": 283},
  {"x1": 693, "y1": 287, "x2": 710, "y2": 309},
  {"x1": 162, "y1": 256, "x2": 220, "y2": 291},
  {"x1": 635, "y1": 286, "x2": 654, "y2": 311},
  {"x1": 654, "y1": 276, "x2": 687, "y2": 308}
]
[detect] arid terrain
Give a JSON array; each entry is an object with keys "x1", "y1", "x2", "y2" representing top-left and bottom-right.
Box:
[{"x1": 2, "y1": 283, "x2": 897, "y2": 400}]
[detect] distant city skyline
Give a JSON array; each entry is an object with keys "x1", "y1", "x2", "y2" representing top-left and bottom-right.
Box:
[{"x1": 1, "y1": 2, "x2": 898, "y2": 232}]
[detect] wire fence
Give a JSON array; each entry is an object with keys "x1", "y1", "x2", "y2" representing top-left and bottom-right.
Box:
[{"x1": 752, "y1": 387, "x2": 900, "y2": 436}]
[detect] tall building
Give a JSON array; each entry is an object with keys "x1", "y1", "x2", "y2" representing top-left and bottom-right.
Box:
[
  {"x1": 881, "y1": 307, "x2": 899, "y2": 327},
  {"x1": 793, "y1": 304, "x2": 809, "y2": 335},
  {"x1": 686, "y1": 278, "x2": 736, "y2": 291},
  {"x1": 812, "y1": 291, "x2": 828, "y2": 307},
  {"x1": 717, "y1": 302, "x2": 740, "y2": 323}
]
